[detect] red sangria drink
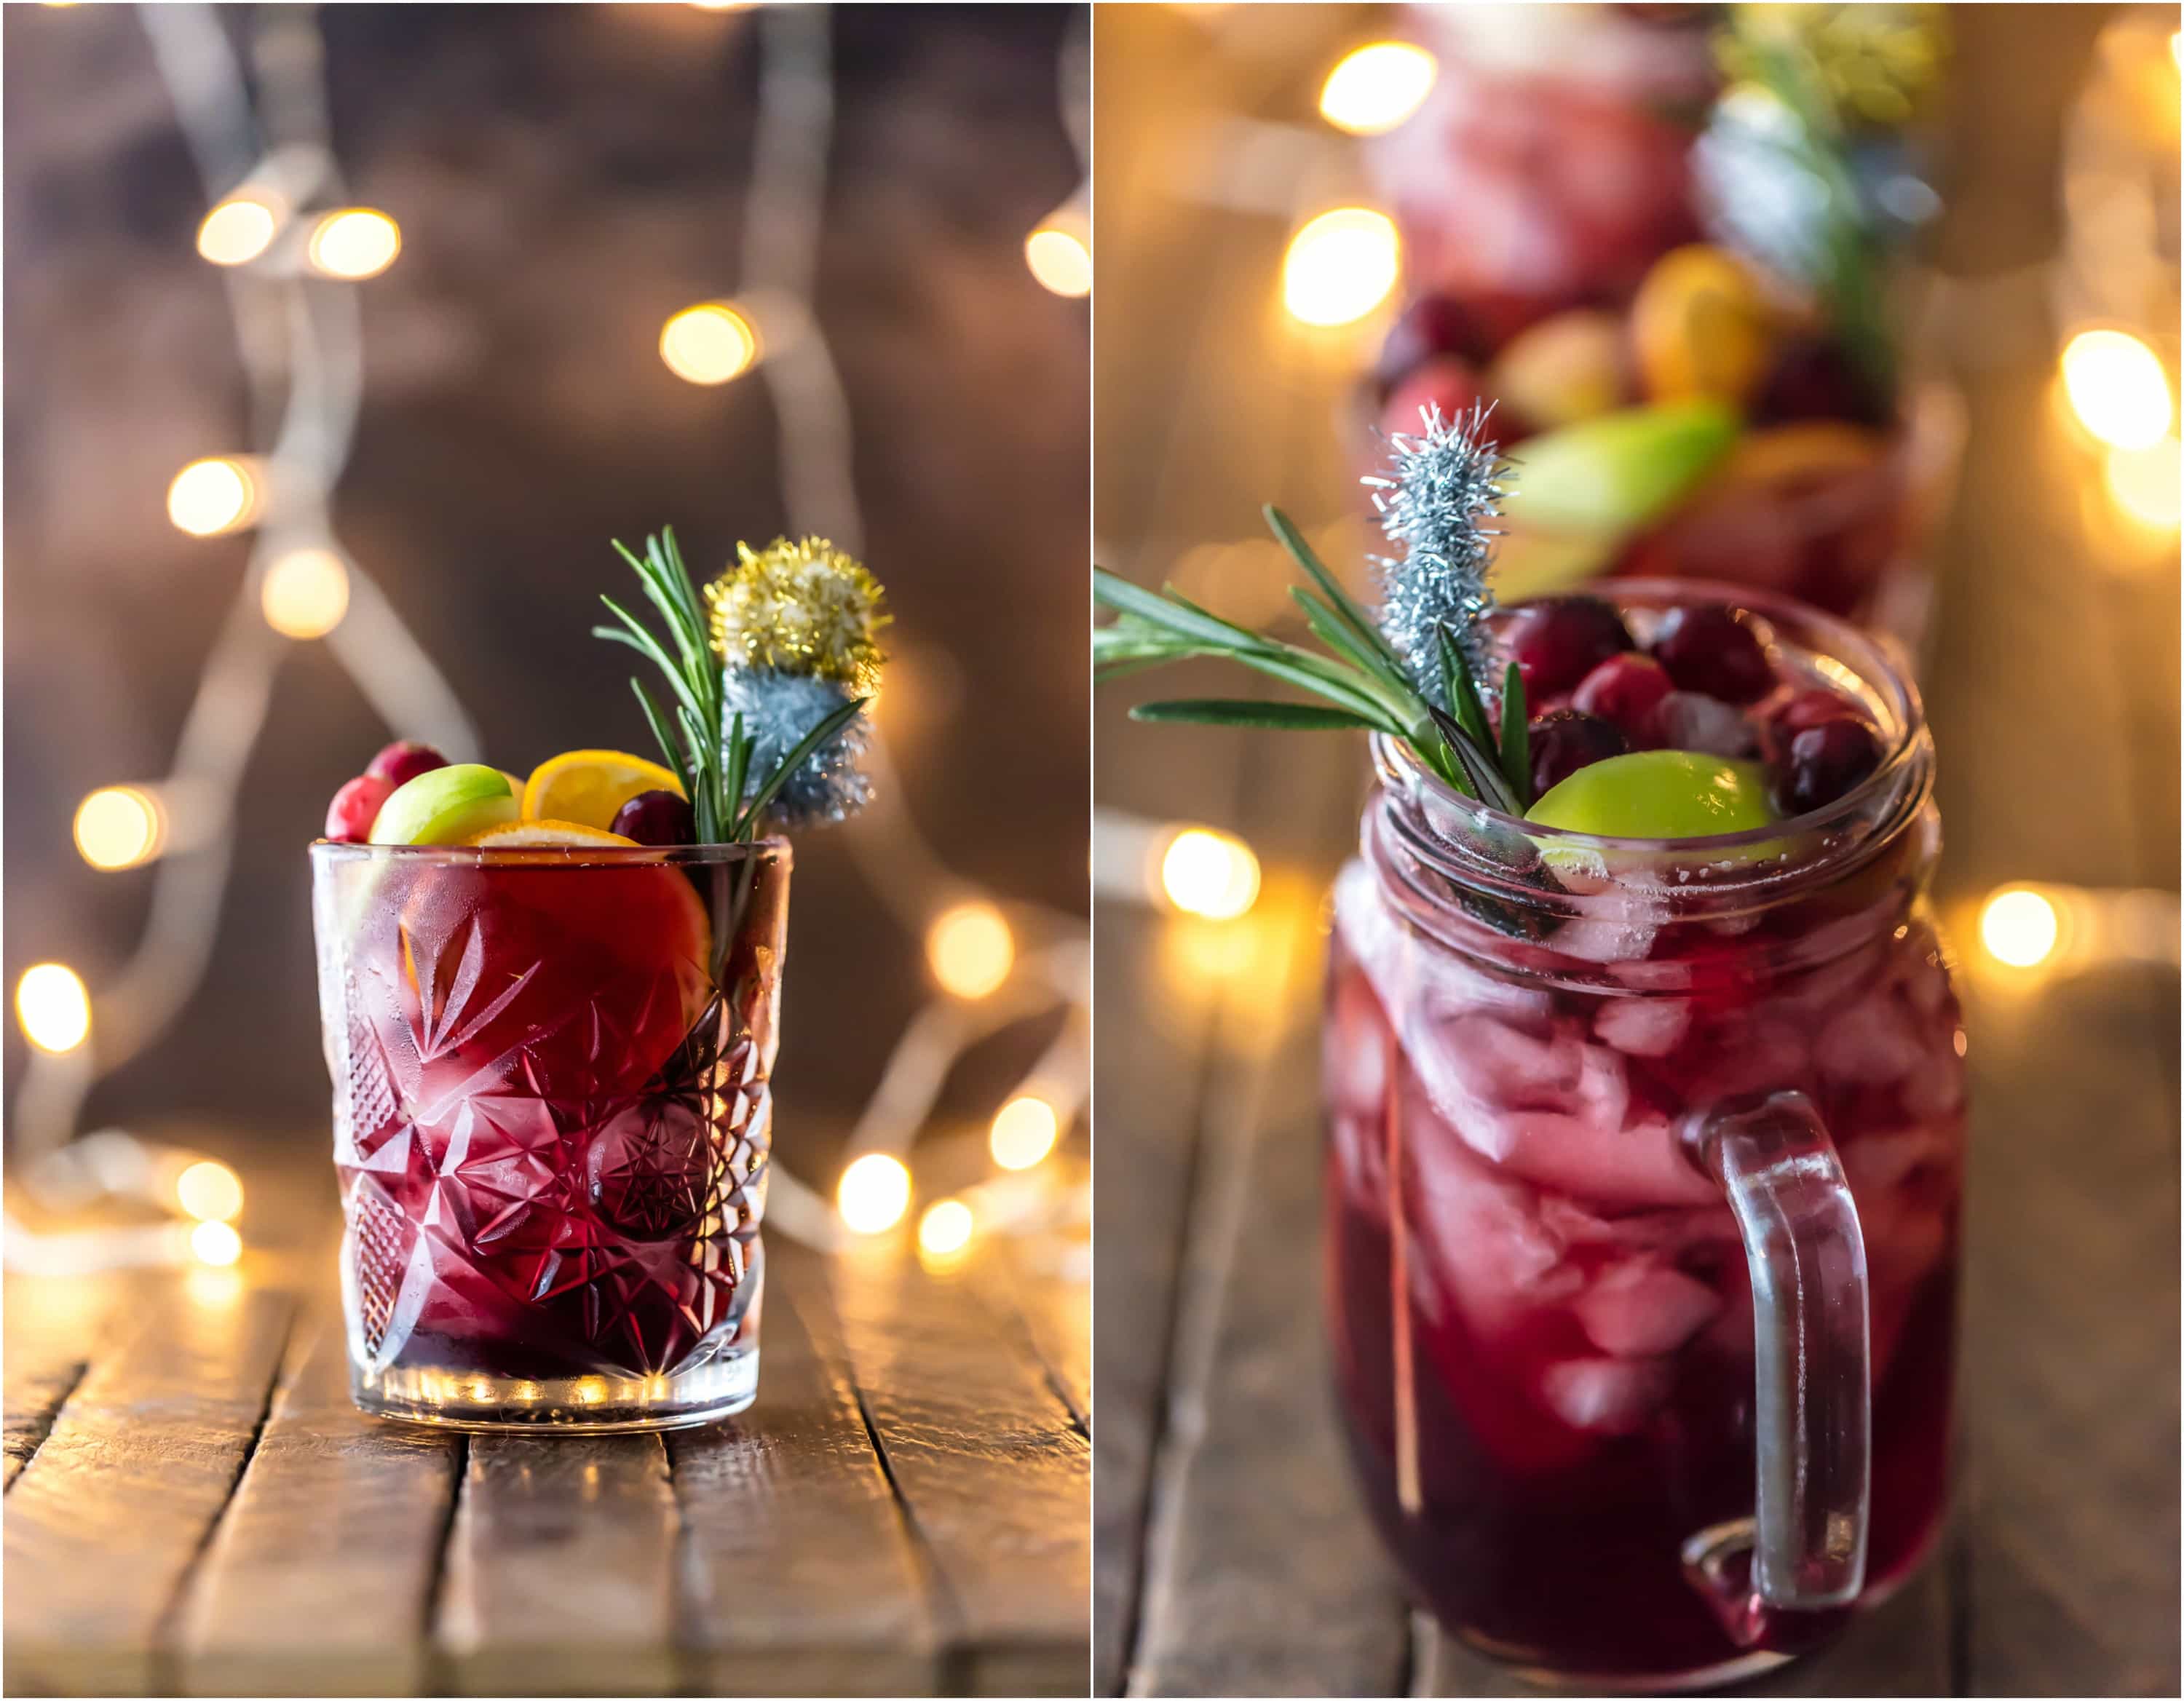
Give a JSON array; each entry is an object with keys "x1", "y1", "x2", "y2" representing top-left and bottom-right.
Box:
[
  {"x1": 1321, "y1": 585, "x2": 1963, "y2": 1686},
  {"x1": 308, "y1": 525, "x2": 885, "y2": 1430},
  {"x1": 312, "y1": 837, "x2": 788, "y2": 1429}
]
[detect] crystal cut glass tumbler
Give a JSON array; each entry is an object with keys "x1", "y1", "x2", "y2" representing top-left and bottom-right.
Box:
[
  {"x1": 1323, "y1": 586, "x2": 1965, "y2": 1688},
  {"x1": 309, "y1": 838, "x2": 788, "y2": 1430}
]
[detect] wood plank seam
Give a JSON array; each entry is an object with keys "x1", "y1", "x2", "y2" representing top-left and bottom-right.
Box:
[
  {"x1": 1947, "y1": 1518, "x2": 1972, "y2": 1697},
  {"x1": 970, "y1": 1257, "x2": 1090, "y2": 1440},
  {"x1": 657, "y1": 1425, "x2": 708, "y2": 1694},
  {"x1": 420, "y1": 1431, "x2": 471, "y2": 1696},
  {"x1": 1405, "y1": 1611, "x2": 1433, "y2": 1699},
  {"x1": 3, "y1": 1358, "x2": 90, "y2": 1496},
  {"x1": 850, "y1": 1379, "x2": 974, "y2": 1690},
  {"x1": 1040, "y1": 1363, "x2": 1089, "y2": 1440},
  {"x1": 1105, "y1": 1041, "x2": 1222, "y2": 1696},
  {"x1": 150, "y1": 1299, "x2": 298, "y2": 1695}
]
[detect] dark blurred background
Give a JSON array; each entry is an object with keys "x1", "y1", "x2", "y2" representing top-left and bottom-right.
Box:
[{"x1": 4, "y1": 4, "x2": 1088, "y2": 1181}]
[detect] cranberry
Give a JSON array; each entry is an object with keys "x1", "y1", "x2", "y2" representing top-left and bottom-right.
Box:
[
  {"x1": 366, "y1": 740, "x2": 450, "y2": 788},
  {"x1": 1571, "y1": 653, "x2": 1673, "y2": 745},
  {"x1": 325, "y1": 773, "x2": 395, "y2": 843},
  {"x1": 1527, "y1": 710, "x2": 1629, "y2": 797},
  {"x1": 1647, "y1": 604, "x2": 1774, "y2": 705},
  {"x1": 1653, "y1": 691, "x2": 1760, "y2": 759},
  {"x1": 1374, "y1": 296, "x2": 1491, "y2": 395},
  {"x1": 1379, "y1": 355, "x2": 1519, "y2": 444},
  {"x1": 1505, "y1": 597, "x2": 1635, "y2": 699},
  {"x1": 1771, "y1": 687, "x2": 1872, "y2": 734},
  {"x1": 1752, "y1": 335, "x2": 1891, "y2": 429},
  {"x1": 1776, "y1": 718, "x2": 1881, "y2": 815},
  {"x1": 611, "y1": 788, "x2": 697, "y2": 847}
]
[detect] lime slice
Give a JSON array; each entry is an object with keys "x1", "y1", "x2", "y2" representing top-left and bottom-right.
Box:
[{"x1": 1527, "y1": 750, "x2": 1778, "y2": 840}]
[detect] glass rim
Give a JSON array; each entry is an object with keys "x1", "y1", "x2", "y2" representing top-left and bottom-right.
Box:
[
  {"x1": 309, "y1": 835, "x2": 791, "y2": 868},
  {"x1": 1374, "y1": 576, "x2": 1928, "y2": 858}
]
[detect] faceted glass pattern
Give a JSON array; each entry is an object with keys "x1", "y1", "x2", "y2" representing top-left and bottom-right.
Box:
[{"x1": 310, "y1": 839, "x2": 789, "y2": 1430}]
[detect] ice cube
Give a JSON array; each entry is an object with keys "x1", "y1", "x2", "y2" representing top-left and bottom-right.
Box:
[
  {"x1": 1402, "y1": 1085, "x2": 1583, "y2": 1328},
  {"x1": 1701, "y1": 1018, "x2": 1816, "y2": 1101},
  {"x1": 1575, "y1": 1261, "x2": 1724, "y2": 1356},
  {"x1": 1655, "y1": 691, "x2": 1760, "y2": 758},
  {"x1": 1816, "y1": 996, "x2": 1926, "y2": 1086},
  {"x1": 1540, "y1": 1355, "x2": 1672, "y2": 1433},
  {"x1": 1324, "y1": 967, "x2": 1389, "y2": 1116},
  {"x1": 1553, "y1": 914, "x2": 1663, "y2": 964},
  {"x1": 1594, "y1": 996, "x2": 1691, "y2": 1057},
  {"x1": 1332, "y1": 860, "x2": 1555, "y2": 1027},
  {"x1": 1327, "y1": 1109, "x2": 1388, "y2": 1220}
]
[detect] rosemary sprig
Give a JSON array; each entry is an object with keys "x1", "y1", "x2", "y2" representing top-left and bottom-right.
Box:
[
  {"x1": 1092, "y1": 504, "x2": 1530, "y2": 812},
  {"x1": 596, "y1": 528, "x2": 867, "y2": 844}
]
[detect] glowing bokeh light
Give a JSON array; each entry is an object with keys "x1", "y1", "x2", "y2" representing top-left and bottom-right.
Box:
[
  {"x1": 926, "y1": 901, "x2": 1014, "y2": 998},
  {"x1": 167, "y1": 457, "x2": 259, "y2": 536},
  {"x1": 74, "y1": 786, "x2": 165, "y2": 871},
  {"x1": 177, "y1": 1160, "x2": 245, "y2": 1224},
  {"x1": 836, "y1": 1153, "x2": 911, "y2": 1234},
  {"x1": 1026, "y1": 227, "x2": 1092, "y2": 297},
  {"x1": 1979, "y1": 888, "x2": 2060, "y2": 968},
  {"x1": 2061, "y1": 328, "x2": 2173, "y2": 449},
  {"x1": 307, "y1": 208, "x2": 401, "y2": 280},
  {"x1": 1319, "y1": 41, "x2": 1437, "y2": 135},
  {"x1": 2104, "y1": 436, "x2": 2183, "y2": 528},
  {"x1": 990, "y1": 1095, "x2": 1061, "y2": 1170},
  {"x1": 197, "y1": 197, "x2": 278, "y2": 267},
  {"x1": 1282, "y1": 207, "x2": 1400, "y2": 327},
  {"x1": 16, "y1": 964, "x2": 91, "y2": 1055},
  {"x1": 917, "y1": 1197, "x2": 975, "y2": 1257},
  {"x1": 1159, "y1": 827, "x2": 1261, "y2": 919},
  {"x1": 260, "y1": 547, "x2": 352, "y2": 638},
  {"x1": 660, "y1": 303, "x2": 760, "y2": 385},
  {"x1": 190, "y1": 1220, "x2": 243, "y2": 1266}
]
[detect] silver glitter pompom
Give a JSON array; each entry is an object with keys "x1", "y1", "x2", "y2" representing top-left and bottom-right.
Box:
[
  {"x1": 1361, "y1": 400, "x2": 1509, "y2": 707},
  {"x1": 721, "y1": 668, "x2": 872, "y2": 828}
]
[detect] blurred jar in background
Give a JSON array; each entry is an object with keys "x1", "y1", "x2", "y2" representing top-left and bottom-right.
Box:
[{"x1": 1360, "y1": 4, "x2": 1961, "y2": 653}]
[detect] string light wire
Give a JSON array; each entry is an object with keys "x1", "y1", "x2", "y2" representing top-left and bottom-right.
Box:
[{"x1": 12, "y1": 4, "x2": 1086, "y2": 1271}]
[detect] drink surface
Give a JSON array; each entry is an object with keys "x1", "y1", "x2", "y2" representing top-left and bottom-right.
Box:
[
  {"x1": 314, "y1": 849, "x2": 785, "y2": 1391},
  {"x1": 1319, "y1": 614, "x2": 1964, "y2": 1681}
]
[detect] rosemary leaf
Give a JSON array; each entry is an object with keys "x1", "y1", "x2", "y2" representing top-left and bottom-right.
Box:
[
  {"x1": 1130, "y1": 699, "x2": 1377, "y2": 729},
  {"x1": 1497, "y1": 661, "x2": 1531, "y2": 809}
]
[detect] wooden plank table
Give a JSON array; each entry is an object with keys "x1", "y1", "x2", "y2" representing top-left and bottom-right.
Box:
[{"x1": 4, "y1": 1146, "x2": 1089, "y2": 1698}]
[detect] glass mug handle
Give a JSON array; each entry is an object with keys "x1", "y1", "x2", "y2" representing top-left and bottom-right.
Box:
[{"x1": 1679, "y1": 1089, "x2": 1871, "y2": 1614}]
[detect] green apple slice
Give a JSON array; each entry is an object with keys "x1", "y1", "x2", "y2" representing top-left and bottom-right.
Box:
[
  {"x1": 1527, "y1": 750, "x2": 1778, "y2": 840},
  {"x1": 368, "y1": 763, "x2": 518, "y2": 845},
  {"x1": 1501, "y1": 400, "x2": 1740, "y2": 534}
]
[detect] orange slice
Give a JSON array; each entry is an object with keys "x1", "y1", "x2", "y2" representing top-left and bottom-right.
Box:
[
  {"x1": 1632, "y1": 244, "x2": 1778, "y2": 408},
  {"x1": 462, "y1": 819, "x2": 643, "y2": 849},
  {"x1": 521, "y1": 750, "x2": 684, "y2": 830}
]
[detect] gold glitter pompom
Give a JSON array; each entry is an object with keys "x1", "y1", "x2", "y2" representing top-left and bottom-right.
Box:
[
  {"x1": 705, "y1": 537, "x2": 889, "y2": 693},
  {"x1": 1721, "y1": 4, "x2": 1947, "y2": 130}
]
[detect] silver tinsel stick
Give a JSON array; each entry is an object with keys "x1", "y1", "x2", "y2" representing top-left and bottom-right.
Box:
[
  {"x1": 721, "y1": 668, "x2": 872, "y2": 828},
  {"x1": 1361, "y1": 400, "x2": 1509, "y2": 708}
]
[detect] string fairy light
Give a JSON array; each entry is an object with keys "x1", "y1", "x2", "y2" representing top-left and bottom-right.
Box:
[
  {"x1": 1024, "y1": 12, "x2": 1091, "y2": 298},
  {"x1": 8, "y1": 1, "x2": 477, "y2": 1274},
  {"x1": 1318, "y1": 41, "x2": 1438, "y2": 137},
  {"x1": 1282, "y1": 207, "x2": 1401, "y2": 327},
  {"x1": 690, "y1": 4, "x2": 1088, "y2": 1254},
  {"x1": 13, "y1": 3, "x2": 1088, "y2": 1277}
]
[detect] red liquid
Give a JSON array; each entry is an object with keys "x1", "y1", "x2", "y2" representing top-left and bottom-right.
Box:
[
  {"x1": 324, "y1": 852, "x2": 784, "y2": 1384},
  {"x1": 1321, "y1": 855, "x2": 1963, "y2": 1684}
]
